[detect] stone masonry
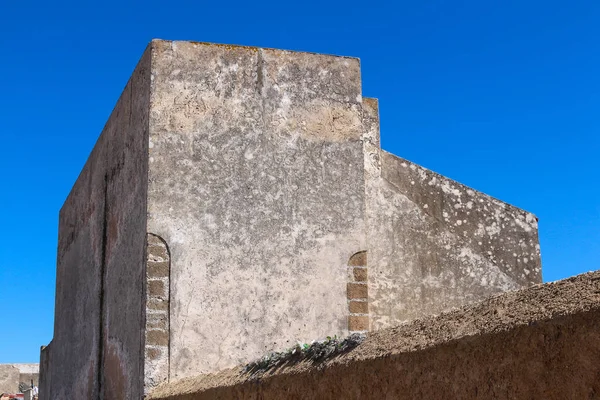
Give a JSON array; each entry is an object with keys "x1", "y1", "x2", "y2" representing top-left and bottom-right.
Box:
[
  {"x1": 347, "y1": 251, "x2": 369, "y2": 333},
  {"x1": 145, "y1": 234, "x2": 171, "y2": 392},
  {"x1": 40, "y1": 40, "x2": 542, "y2": 399}
]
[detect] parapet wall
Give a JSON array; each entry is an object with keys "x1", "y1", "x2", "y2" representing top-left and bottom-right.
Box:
[
  {"x1": 363, "y1": 100, "x2": 541, "y2": 330},
  {"x1": 148, "y1": 270, "x2": 600, "y2": 400},
  {"x1": 367, "y1": 150, "x2": 541, "y2": 328}
]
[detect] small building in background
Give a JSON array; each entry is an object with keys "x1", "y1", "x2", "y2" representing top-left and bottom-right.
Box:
[{"x1": 0, "y1": 364, "x2": 38, "y2": 399}]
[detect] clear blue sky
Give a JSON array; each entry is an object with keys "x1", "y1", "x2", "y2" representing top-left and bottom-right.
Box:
[{"x1": 1, "y1": 0, "x2": 598, "y2": 363}]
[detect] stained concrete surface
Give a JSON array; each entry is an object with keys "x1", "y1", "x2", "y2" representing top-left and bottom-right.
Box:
[
  {"x1": 148, "y1": 270, "x2": 600, "y2": 400},
  {"x1": 363, "y1": 98, "x2": 540, "y2": 330},
  {"x1": 147, "y1": 41, "x2": 366, "y2": 379}
]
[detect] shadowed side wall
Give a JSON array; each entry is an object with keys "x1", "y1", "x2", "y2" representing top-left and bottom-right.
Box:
[
  {"x1": 146, "y1": 41, "x2": 367, "y2": 378},
  {"x1": 363, "y1": 99, "x2": 541, "y2": 328},
  {"x1": 40, "y1": 46, "x2": 151, "y2": 399}
]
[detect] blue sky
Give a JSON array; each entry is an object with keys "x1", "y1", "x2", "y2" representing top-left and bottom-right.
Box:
[{"x1": 0, "y1": 0, "x2": 598, "y2": 363}]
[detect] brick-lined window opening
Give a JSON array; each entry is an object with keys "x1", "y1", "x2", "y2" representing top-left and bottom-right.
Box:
[
  {"x1": 145, "y1": 233, "x2": 170, "y2": 392},
  {"x1": 347, "y1": 251, "x2": 369, "y2": 333}
]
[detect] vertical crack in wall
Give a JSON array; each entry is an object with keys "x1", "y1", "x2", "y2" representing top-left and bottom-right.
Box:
[
  {"x1": 97, "y1": 174, "x2": 109, "y2": 400},
  {"x1": 256, "y1": 48, "x2": 267, "y2": 133},
  {"x1": 144, "y1": 233, "x2": 171, "y2": 393},
  {"x1": 347, "y1": 251, "x2": 369, "y2": 333}
]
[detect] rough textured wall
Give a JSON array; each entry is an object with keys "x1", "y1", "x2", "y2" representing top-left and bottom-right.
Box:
[
  {"x1": 365, "y1": 106, "x2": 541, "y2": 327},
  {"x1": 148, "y1": 270, "x2": 600, "y2": 400},
  {"x1": 145, "y1": 233, "x2": 171, "y2": 392},
  {"x1": 0, "y1": 365, "x2": 19, "y2": 394},
  {"x1": 40, "y1": 46, "x2": 151, "y2": 399},
  {"x1": 146, "y1": 40, "x2": 367, "y2": 378},
  {"x1": 99, "y1": 45, "x2": 151, "y2": 400}
]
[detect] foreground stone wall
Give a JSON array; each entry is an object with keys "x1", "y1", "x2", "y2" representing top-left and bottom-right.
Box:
[
  {"x1": 148, "y1": 270, "x2": 600, "y2": 400},
  {"x1": 40, "y1": 45, "x2": 151, "y2": 399}
]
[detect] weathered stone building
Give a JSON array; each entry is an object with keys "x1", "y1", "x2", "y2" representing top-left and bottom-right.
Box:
[
  {"x1": 40, "y1": 40, "x2": 541, "y2": 399},
  {"x1": 0, "y1": 364, "x2": 39, "y2": 395}
]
